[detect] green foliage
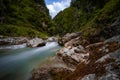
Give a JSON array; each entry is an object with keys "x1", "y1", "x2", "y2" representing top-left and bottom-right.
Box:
[
  {"x1": 53, "y1": 7, "x2": 79, "y2": 34},
  {"x1": 0, "y1": 0, "x2": 55, "y2": 37},
  {"x1": 53, "y1": 0, "x2": 108, "y2": 34},
  {"x1": 0, "y1": 24, "x2": 48, "y2": 38},
  {"x1": 54, "y1": 0, "x2": 120, "y2": 41},
  {"x1": 81, "y1": 0, "x2": 120, "y2": 39}
]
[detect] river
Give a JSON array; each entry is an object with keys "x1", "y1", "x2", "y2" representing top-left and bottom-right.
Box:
[{"x1": 0, "y1": 42, "x2": 60, "y2": 80}]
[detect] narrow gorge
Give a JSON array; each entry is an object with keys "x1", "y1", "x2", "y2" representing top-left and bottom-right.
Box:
[{"x1": 0, "y1": 0, "x2": 120, "y2": 80}]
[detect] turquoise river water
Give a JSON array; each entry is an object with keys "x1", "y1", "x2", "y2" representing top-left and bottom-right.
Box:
[{"x1": 0, "y1": 42, "x2": 60, "y2": 80}]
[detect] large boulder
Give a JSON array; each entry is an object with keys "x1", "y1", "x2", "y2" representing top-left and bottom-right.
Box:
[
  {"x1": 59, "y1": 32, "x2": 81, "y2": 45},
  {"x1": 57, "y1": 45, "x2": 89, "y2": 67},
  {"x1": 27, "y1": 37, "x2": 45, "y2": 47},
  {"x1": 64, "y1": 37, "x2": 81, "y2": 47}
]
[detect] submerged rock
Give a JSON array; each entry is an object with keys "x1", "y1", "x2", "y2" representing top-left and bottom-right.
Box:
[{"x1": 27, "y1": 37, "x2": 45, "y2": 47}]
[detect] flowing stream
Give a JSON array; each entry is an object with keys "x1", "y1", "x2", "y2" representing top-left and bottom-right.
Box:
[{"x1": 0, "y1": 42, "x2": 60, "y2": 80}]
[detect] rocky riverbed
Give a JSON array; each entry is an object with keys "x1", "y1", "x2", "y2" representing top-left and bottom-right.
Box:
[
  {"x1": 31, "y1": 33, "x2": 120, "y2": 80},
  {"x1": 1, "y1": 33, "x2": 120, "y2": 80}
]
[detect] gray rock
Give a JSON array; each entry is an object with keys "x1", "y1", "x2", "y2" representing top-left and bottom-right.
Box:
[
  {"x1": 81, "y1": 74, "x2": 95, "y2": 80},
  {"x1": 57, "y1": 35, "x2": 120, "y2": 80},
  {"x1": 64, "y1": 36, "x2": 81, "y2": 47},
  {"x1": 105, "y1": 35, "x2": 120, "y2": 43},
  {"x1": 46, "y1": 37, "x2": 58, "y2": 42},
  {"x1": 99, "y1": 74, "x2": 120, "y2": 80},
  {"x1": 96, "y1": 48, "x2": 120, "y2": 63},
  {"x1": 27, "y1": 37, "x2": 45, "y2": 47},
  {"x1": 57, "y1": 45, "x2": 89, "y2": 66},
  {"x1": 59, "y1": 32, "x2": 81, "y2": 45},
  {"x1": 0, "y1": 37, "x2": 28, "y2": 45}
]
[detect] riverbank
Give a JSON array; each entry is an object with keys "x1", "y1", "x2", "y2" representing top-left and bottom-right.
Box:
[
  {"x1": 0, "y1": 36, "x2": 28, "y2": 45},
  {"x1": 0, "y1": 34, "x2": 120, "y2": 80},
  {"x1": 0, "y1": 36, "x2": 58, "y2": 48},
  {"x1": 32, "y1": 33, "x2": 120, "y2": 80}
]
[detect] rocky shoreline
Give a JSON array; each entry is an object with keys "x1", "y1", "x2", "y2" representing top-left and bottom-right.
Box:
[
  {"x1": 1, "y1": 33, "x2": 120, "y2": 80},
  {"x1": 0, "y1": 36, "x2": 58, "y2": 48},
  {"x1": 31, "y1": 33, "x2": 120, "y2": 80},
  {"x1": 0, "y1": 36, "x2": 29, "y2": 45}
]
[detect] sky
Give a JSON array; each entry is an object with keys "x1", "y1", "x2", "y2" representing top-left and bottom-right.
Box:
[{"x1": 45, "y1": 0, "x2": 71, "y2": 18}]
